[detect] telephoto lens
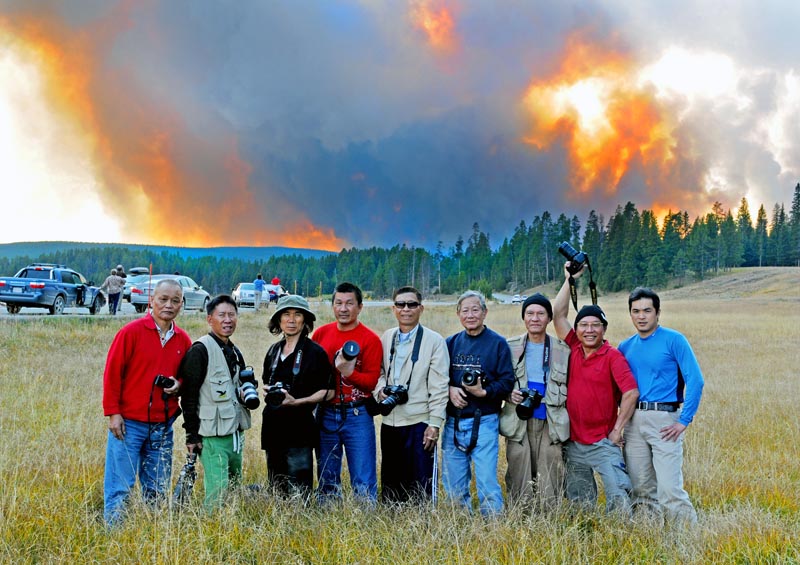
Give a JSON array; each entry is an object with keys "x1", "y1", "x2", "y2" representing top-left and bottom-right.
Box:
[
  {"x1": 239, "y1": 381, "x2": 260, "y2": 409},
  {"x1": 341, "y1": 340, "x2": 360, "y2": 361}
]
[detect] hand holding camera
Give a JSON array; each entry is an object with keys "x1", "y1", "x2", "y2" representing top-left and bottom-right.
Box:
[
  {"x1": 154, "y1": 374, "x2": 180, "y2": 394},
  {"x1": 377, "y1": 384, "x2": 409, "y2": 416},
  {"x1": 335, "y1": 340, "x2": 360, "y2": 377},
  {"x1": 515, "y1": 388, "x2": 543, "y2": 420},
  {"x1": 461, "y1": 368, "x2": 487, "y2": 398},
  {"x1": 265, "y1": 382, "x2": 289, "y2": 407}
]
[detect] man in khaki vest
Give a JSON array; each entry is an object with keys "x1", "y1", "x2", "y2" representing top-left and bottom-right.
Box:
[
  {"x1": 178, "y1": 295, "x2": 255, "y2": 508},
  {"x1": 501, "y1": 293, "x2": 570, "y2": 511}
]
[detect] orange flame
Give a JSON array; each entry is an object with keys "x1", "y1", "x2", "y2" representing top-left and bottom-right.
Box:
[
  {"x1": 0, "y1": 12, "x2": 344, "y2": 251},
  {"x1": 410, "y1": 0, "x2": 458, "y2": 54},
  {"x1": 522, "y1": 32, "x2": 677, "y2": 199}
]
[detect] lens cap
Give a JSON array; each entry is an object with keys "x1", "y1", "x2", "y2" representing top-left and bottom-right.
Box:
[{"x1": 341, "y1": 340, "x2": 360, "y2": 360}]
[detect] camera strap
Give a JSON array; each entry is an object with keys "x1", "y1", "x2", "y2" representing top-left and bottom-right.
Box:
[
  {"x1": 453, "y1": 408, "x2": 482, "y2": 454},
  {"x1": 567, "y1": 258, "x2": 598, "y2": 311},
  {"x1": 388, "y1": 326, "x2": 424, "y2": 388}
]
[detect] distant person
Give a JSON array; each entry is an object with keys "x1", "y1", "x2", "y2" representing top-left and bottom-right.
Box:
[
  {"x1": 501, "y1": 293, "x2": 569, "y2": 511},
  {"x1": 271, "y1": 276, "x2": 281, "y2": 285},
  {"x1": 313, "y1": 282, "x2": 382, "y2": 503},
  {"x1": 442, "y1": 290, "x2": 515, "y2": 516},
  {"x1": 178, "y1": 295, "x2": 254, "y2": 509},
  {"x1": 116, "y1": 265, "x2": 127, "y2": 280},
  {"x1": 619, "y1": 287, "x2": 704, "y2": 525},
  {"x1": 253, "y1": 274, "x2": 266, "y2": 311},
  {"x1": 374, "y1": 286, "x2": 449, "y2": 504},
  {"x1": 102, "y1": 279, "x2": 191, "y2": 526},
  {"x1": 100, "y1": 268, "x2": 125, "y2": 315},
  {"x1": 261, "y1": 295, "x2": 333, "y2": 497},
  {"x1": 552, "y1": 263, "x2": 639, "y2": 515}
]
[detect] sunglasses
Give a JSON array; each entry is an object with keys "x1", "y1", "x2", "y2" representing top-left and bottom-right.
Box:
[{"x1": 393, "y1": 301, "x2": 421, "y2": 309}]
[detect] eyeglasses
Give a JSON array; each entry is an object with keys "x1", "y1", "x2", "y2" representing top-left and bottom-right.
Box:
[
  {"x1": 577, "y1": 321, "x2": 604, "y2": 330},
  {"x1": 394, "y1": 301, "x2": 421, "y2": 310}
]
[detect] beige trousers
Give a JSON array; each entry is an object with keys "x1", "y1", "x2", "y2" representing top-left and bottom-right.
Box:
[{"x1": 505, "y1": 418, "x2": 565, "y2": 510}]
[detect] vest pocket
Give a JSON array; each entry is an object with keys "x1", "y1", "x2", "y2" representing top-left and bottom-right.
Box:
[{"x1": 208, "y1": 375, "x2": 233, "y2": 403}]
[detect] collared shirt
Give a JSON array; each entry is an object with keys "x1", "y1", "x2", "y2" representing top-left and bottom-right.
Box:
[
  {"x1": 151, "y1": 313, "x2": 175, "y2": 347},
  {"x1": 390, "y1": 324, "x2": 419, "y2": 385}
]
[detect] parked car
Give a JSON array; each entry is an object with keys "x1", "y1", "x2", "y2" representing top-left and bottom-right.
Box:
[
  {"x1": 511, "y1": 294, "x2": 522, "y2": 304},
  {"x1": 0, "y1": 263, "x2": 105, "y2": 315},
  {"x1": 129, "y1": 274, "x2": 210, "y2": 313},
  {"x1": 231, "y1": 282, "x2": 256, "y2": 308},
  {"x1": 123, "y1": 274, "x2": 150, "y2": 302},
  {"x1": 265, "y1": 283, "x2": 289, "y2": 304}
]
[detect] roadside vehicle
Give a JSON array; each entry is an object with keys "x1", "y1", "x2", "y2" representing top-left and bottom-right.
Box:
[
  {"x1": 511, "y1": 294, "x2": 522, "y2": 304},
  {"x1": 265, "y1": 283, "x2": 289, "y2": 304},
  {"x1": 231, "y1": 282, "x2": 256, "y2": 308},
  {"x1": 0, "y1": 263, "x2": 106, "y2": 315},
  {"x1": 123, "y1": 274, "x2": 149, "y2": 302},
  {"x1": 129, "y1": 274, "x2": 210, "y2": 313}
]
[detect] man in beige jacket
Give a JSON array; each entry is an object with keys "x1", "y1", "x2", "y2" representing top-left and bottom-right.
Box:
[{"x1": 374, "y1": 286, "x2": 450, "y2": 503}]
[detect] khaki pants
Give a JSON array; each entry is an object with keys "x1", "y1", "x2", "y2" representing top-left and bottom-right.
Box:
[
  {"x1": 505, "y1": 418, "x2": 564, "y2": 510},
  {"x1": 624, "y1": 409, "x2": 697, "y2": 524}
]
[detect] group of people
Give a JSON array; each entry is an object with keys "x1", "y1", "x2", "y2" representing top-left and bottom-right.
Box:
[{"x1": 102, "y1": 262, "x2": 703, "y2": 528}]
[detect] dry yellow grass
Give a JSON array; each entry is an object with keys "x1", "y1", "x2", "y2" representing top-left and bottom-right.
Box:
[{"x1": 0, "y1": 267, "x2": 798, "y2": 563}]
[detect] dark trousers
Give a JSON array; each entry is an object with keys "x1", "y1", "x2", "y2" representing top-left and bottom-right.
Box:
[
  {"x1": 380, "y1": 422, "x2": 434, "y2": 503},
  {"x1": 265, "y1": 446, "x2": 314, "y2": 497}
]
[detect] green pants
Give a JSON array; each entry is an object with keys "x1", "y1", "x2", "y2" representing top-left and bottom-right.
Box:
[{"x1": 200, "y1": 432, "x2": 243, "y2": 509}]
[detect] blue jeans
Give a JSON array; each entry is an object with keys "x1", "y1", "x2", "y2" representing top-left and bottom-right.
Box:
[
  {"x1": 442, "y1": 413, "x2": 503, "y2": 515},
  {"x1": 103, "y1": 418, "x2": 174, "y2": 525},
  {"x1": 316, "y1": 405, "x2": 377, "y2": 502}
]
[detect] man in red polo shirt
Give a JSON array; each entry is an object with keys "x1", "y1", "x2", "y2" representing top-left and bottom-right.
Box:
[{"x1": 552, "y1": 262, "x2": 639, "y2": 515}]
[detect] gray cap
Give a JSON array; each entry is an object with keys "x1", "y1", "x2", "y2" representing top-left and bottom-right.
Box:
[{"x1": 270, "y1": 294, "x2": 316, "y2": 325}]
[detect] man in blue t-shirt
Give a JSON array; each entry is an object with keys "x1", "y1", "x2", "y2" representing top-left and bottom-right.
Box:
[
  {"x1": 442, "y1": 290, "x2": 515, "y2": 516},
  {"x1": 253, "y1": 274, "x2": 267, "y2": 311},
  {"x1": 619, "y1": 287, "x2": 704, "y2": 525}
]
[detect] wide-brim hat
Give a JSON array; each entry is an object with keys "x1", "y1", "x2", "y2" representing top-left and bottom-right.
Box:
[{"x1": 270, "y1": 294, "x2": 316, "y2": 324}]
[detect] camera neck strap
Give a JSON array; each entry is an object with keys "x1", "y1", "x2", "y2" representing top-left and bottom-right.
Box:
[
  {"x1": 267, "y1": 338, "x2": 304, "y2": 386},
  {"x1": 518, "y1": 334, "x2": 551, "y2": 383},
  {"x1": 453, "y1": 408, "x2": 482, "y2": 454},
  {"x1": 387, "y1": 325, "x2": 424, "y2": 388},
  {"x1": 568, "y1": 258, "x2": 598, "y2": 311}
]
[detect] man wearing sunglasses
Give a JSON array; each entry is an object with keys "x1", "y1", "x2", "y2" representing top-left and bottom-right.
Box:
[
  {"x1": 552, "y1": 262, "x2": 639, "y2": 515},
  {"x1": 373, "y1": 286, "x2": 450, "y2": 503}
]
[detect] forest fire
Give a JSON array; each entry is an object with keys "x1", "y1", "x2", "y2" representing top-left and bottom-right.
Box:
[
  {"x1": 410, "y1": 0, "x2": 458, "y2": 54},
  {"x1": 0, "y1": 14, "x2": 344, "y2": 251},
  {"x1": 522, "y1": 32, "x2": 677, "y2": 200}
]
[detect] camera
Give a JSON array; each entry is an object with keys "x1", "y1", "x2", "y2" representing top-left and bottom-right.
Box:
[
  {"x1": 238, "y1": 366, "x2": 260, "y2": 410},
  {"x1": 515, "y1": 388, "x2": 544, "y2": 420},
  {"x1": 154, "y1": 374, "x2": 174, "y2": 389},
  {"x1": 461, "y1": 368, "x2": 486, "y2": 387},
  {"x1": 340, "y1": 340, "x2": 360, "y2": 361},
  {"x1": 558, "y1": 241, "x2": 588, "y2": 275},
  {"x1": 266, "y1": 382, "x2": 288, "y2": 407},
  {"x1": 378, "y1": 384, "x2": 409, "y2": 416}
]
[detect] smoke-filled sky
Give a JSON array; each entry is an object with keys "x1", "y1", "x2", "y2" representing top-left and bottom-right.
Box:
[{"x1": 1, "y1": 1, "x2": 797, "y2": 250}]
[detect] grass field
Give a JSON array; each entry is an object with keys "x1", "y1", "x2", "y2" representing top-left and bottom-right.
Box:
[{"x1": 1, "y1": 267, "x2": 798, "y2": 564}]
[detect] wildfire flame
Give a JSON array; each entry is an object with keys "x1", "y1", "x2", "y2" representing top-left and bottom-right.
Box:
[
  {"x1": 0, "y1": 12, "x2": 344, "y2": 250},
  {"x1": 522, "y1": 32, "x2": 677, "y2": 199},
  {"x1": 410, "y1": 0, "x2": 458, "y2": 54}
]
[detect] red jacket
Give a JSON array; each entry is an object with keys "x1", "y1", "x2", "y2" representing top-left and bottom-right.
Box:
[
  {"x1": 312, "y1": 321, "x2": 381, "y2": 403},
  {"x1": 103, "y1": 315, "x2": 192, "y2": 422}
]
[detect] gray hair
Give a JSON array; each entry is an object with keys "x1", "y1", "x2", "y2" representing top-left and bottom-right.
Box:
[
  {"x1": 456, "y1": 290, "x2": 487, "y2": 311},
  {"x1": 153, "y1": 278, "x2": 183, "y2": 295}
]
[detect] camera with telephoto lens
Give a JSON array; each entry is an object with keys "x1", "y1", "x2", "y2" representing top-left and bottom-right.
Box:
[
  {"x1": 378, "y1": 384, "x2": 409, "y2": 416},
  {"x1": 154, "y1": 374, "x2": 174, "y2": 389},
  {"x1": 340, "y1": 340, "x2": 360, "y2": 361},
  {"x1": 558, "y1": 241, "x2": 589, "y2": 275},
  {"x1": 515, "y1": 388, "x2": 544, "y2": 420},
  {"x1": 238, "y1": 366, "x2": 260, "y2": 410},
  {"x1": 461, "y1": 368, "x2": 486, "y2": 387},
  {"x1": 266, "y1": 382, "x2": 288, "y2": 407}
]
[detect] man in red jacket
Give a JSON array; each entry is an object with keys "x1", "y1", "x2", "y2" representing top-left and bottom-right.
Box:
[
  {"x1": 313, "y1": 282, "x2": 382, "y2": 503},
  {"x1": 102, "y1": 279, "x2": 192, "y2": 526}
]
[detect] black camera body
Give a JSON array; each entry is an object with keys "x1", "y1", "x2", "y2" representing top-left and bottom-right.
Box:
[
  {"x1": 266, "y1": 382, "x2": 288, "y2": 407},
  {"x1": 558, "y1": 241, "x2": 588, "y2": 275},
  {"x1": 515, "y1": 388, "x2": 544, "y2": 420},
  {"x1": 238, "y1": 366, "x2": 260, "y2": 410},
  {"x1": 378, "y1": 384, "x2": 409, "y2": 416},
  {"x1": 154, "y1": 374, "x2": 173, "y2": 389},
  {"x1": 461, "y1": 368, "x2": 486, "y2": 388},
  {"x1": 340, "y1": 340, "x2": 360, "y2": 361}
]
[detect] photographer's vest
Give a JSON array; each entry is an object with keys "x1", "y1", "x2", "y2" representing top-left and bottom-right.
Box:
[
  {"x1": 500, "y1": 333, "x2": 570, "y2": 444},
  {"x1": 196, "y1": 334, "x2": 252, "y2": 438}
]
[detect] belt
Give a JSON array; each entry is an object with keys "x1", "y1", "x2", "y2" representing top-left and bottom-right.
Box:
[
  {"x1": 329, "y1": 399, "x2": 366, "y2": 409},
  {"x1": 637, "y1": 401, "x2": 679, "y2": 412}
]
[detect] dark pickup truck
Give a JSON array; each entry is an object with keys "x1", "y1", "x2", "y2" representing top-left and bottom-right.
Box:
[{"x1": 0, "y1": 263, "x2": 106, "y2": 315}]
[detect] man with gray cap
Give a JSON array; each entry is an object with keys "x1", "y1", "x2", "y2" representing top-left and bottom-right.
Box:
[
  {"x1": 552, "y1": 263, "x2": 639, "y2": 514},
  {"x1": 501, "y1": 293, "x2": 570, "y2": 510},
  {"x1": 261, "y1": 294, "x2": 333, "y2": 496}
]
